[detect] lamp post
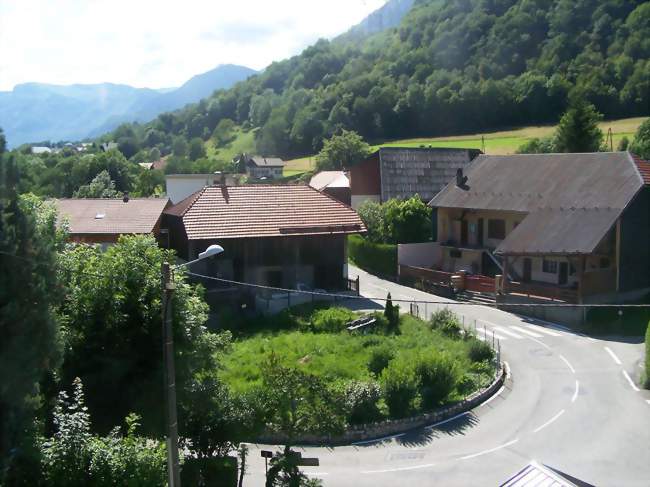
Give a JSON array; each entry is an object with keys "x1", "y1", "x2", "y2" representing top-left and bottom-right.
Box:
[{"x1": 162, "y1": 244, "x2": 224, "y2": 487}]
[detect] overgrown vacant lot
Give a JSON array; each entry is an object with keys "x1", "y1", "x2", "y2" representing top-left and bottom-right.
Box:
[{"x1": 218, "y1": 305, "x2": 496, "y2": 422}]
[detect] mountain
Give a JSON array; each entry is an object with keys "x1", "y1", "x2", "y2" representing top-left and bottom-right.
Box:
[
  {"x1": 0, "y1": 64, "x2": 256, "y2": 147},
  {"x1": 342, "y1": 0, "x2": 416, "y2": 38},
  {"x1": 104, "y1": 0, "x2": 650, "y2": 159}
]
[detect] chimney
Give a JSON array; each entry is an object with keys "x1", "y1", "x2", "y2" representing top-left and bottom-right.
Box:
[
  {"x1": 456, "y1": 168, "x2": 468, "y2": 188},
  {"x1": 122, "y1": 192, "x2": 129, "y2": 203}
]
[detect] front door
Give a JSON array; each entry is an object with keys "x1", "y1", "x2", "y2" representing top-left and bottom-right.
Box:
[
  {"x1": 477, "y1": 218, "x2": 484, "y2": 246},
  {"x1": 558, "y1": 262, "x2": 568, "y2": 285},
  {"x1": 461, "y1": 220, "x2": 468, "y2": 246},
  {"x1": 523, "y1": 258, "x2": 532, "y2": 282}
]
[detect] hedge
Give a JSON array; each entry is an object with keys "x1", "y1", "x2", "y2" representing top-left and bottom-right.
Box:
[{"x1": 348, "y1": 234, "x2": 397, "y2": 278}]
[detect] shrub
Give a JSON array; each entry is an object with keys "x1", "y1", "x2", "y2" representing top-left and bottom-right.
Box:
[
  {"x1": 343, "y1": 380, "x2": 382, "y2": 424},
  {"x1": 381, "y1": 360, "x2": 418, "y2": 418},
  {"x1": 310, "y1": 307, "x2": 357, "y2": 333},
  {"x1": 468, "y1": 339, "x2": 495, "y2": 363},
  {"x1": 430, "y1": 308, "x2": 461, "y2": 338},
  {"x1": 384, "y1": 293, "x2": 400, "y2": 333},
  {"x1": 414, "y1": 352, "x2": 458, "y2": 409},
  {"x1": 348, "y1": 234, "x2": 397, "y2": 277},
  {"x1": 367, "y1": 345, "x2": 395, "y2": 376}
]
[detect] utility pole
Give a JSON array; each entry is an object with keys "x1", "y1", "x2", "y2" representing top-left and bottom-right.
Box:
[{"x1": 162, "y1": 262, "x2": 181, "y2": 487}]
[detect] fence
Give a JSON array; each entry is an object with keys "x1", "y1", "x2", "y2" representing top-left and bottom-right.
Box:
[
  {"x1": 345, "y1": 276, "x2": 360, "y2": 295},
  {"x1": 505, "y1": 280, "x2": 578, "y2": 303}
]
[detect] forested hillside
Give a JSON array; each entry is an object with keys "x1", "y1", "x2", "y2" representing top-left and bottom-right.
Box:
[{"x1": 102, "y1": 0, "x2": 650, "y2": 160}]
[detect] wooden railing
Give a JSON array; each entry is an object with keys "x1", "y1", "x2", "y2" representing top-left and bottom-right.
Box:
[
  {"x1": 505, "y1": 281, "x2": 578, "y2": 303},
  {"x1": 465, "y1": 274, "x2": 496, "y2": 294}
]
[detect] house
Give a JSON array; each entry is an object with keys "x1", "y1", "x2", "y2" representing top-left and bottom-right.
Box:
[
  {"x1": 162, "y1": 184, "x2": 365, "y2": 307},
  {"x1": 165, "y1": 173, "x2": 242, "y2": 204},
  {"x1": 349, "y1": 147, "x2": 481, "y2": 209},
  {"x1": 309, "y1": 171, "x2": 351, "y2": 205},
  {"x1": 424, "y1": 152, "x2": 650, "y2": 316},
  {"x1": 238, "y1": 154, "x2": 285, "y2": 179},
  {"x1": 54, "y1": 196, "x2": 170, "y2": 245},
  {"x1": 31, "y1": 146, "x2": 52, "y2": 154},
  {"x1": 100, "y1": 141, "x2": 118, "y2": 152}
]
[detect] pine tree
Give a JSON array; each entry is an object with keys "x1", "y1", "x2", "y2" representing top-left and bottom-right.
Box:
[{"x1": 554, "y1": 95, "x2": 604, "y2": 153}]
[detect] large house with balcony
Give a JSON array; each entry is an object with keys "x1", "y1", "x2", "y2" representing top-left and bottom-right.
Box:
[{"x1": 425, "y1": 152, "x2": 650, "y2": 315}]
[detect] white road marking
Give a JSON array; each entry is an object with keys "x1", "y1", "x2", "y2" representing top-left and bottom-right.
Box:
[
  {"x1": 478, "y1": 384, "x2": 505, "y2": 408},
  {"x1": 361, "y1": 463, "x2": 436, "y2": 474},
  {"x1": 352, "y1": 432, "x2": 406, "y2": 446},
  {"x1": 571, "y1": 380, "x2": 580, "y2": 403},
  {"x1": 494, "y1": 327, "x2": 523, "y2": 339},
  {"x1": 622, "y1": 370, "x2": 640, "y2": 392},
  {"x1": 604, "y1": 346, "x2": 622, "y2": 365},
  {"x1": 577, "y1": 332, "x2": 597, "y2": 342},
  {"x1": 533, "y1": 409, "x2": 565, "y2": 433},
  {"x1": 514, "y1": 314, "x2": 570, "y2": 331},
  {"x1": 460, "y1": 439, "x2": 519, "y2": 460},
  {"x1": 425, "y1": 411, "x2": 469, "y2": 430},
  {"x1": 559, "y1": 355, "x2": 576, "y2": 374},
  {"x1": 509, "y1": 326, "x2": 544, "y2": 338},
  {"x1": 529, "y1": 337, "x2": 552, "y2": 351},
  {"x1": 524, "y1": 324, "x2": 562, "y2": 337}
]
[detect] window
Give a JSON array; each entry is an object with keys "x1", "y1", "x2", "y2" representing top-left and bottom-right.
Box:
[
  {"x1": 487, "y1": 219, "x2": 506, "y2": 239},
  {"x1": 542, "y1": 259, "x2": 558, "y2": 274}
]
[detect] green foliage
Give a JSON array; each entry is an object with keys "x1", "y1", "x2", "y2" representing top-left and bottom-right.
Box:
[
  {"x1": 357, "y1": 196, "x2": 432, "y2": 244},
  {"x1": 172, "y1": 136, "x2": 189, "y2": 157},
  {"x1": 554, "y1": 96, "x2": 604, "y2": 153},
  {"x1": 617, "y1": 136, "x2": 630, "y2": 151},
  {"x1": 315, "y1": 130, "x2": 370, "y2": 171},
  {"x1": 343, "y1": 380, "x2": 382, "y2": 424},
  {"x1": 212, "y1": 118, "x2": 237, "y2": 146},
  {"x1": 0, "y1": 160, "x2": 62, "y2": 480},
  {"x1": 630, "y1": 118, "x2": 650, "y2": 159},
  {"x1": 381, "y1": 358, "x2": 418, "y2": 418},
  {"x1": 414, "y1": 351, "x2": 458, "y2": 409},
  {"x1": 188, "y1": 137, "x2": 207, "y2": 161},
  {"x1": 467, "y1": 339, "x2": 495, "y2": 363},
  {"x1": 348, "y1": 234, "x2": 396, "y2": 277},
  {"x1": 41, "y1": 378, "x2": 167, "y2": 487},
  {"x1": 430, "y1": 308, "x2": 462, "y2": 338},
  {"x1": 309, "y1": 307, "x2": 356, "y2": 333},
  {"x1": 516, "y1": 136, "x2": 556, "y2": 154},
  {"x1": 367, "y1": 344, "x2": 394, "y2": 376},
  {"x1": 384, "y1": 293, "x2": 400, "y2": 333},
  {"x1": 57, "y1": 235, "x2": 226, "y2": 433},
  {"x1": 73, "y1": 169, "x2": 118, "y2": 198},
  {"x1": 266, "y1": 445, "x2": 322, "y2": 487}
]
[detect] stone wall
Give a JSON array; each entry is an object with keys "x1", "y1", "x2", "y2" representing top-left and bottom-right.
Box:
[{"x1": 256, "y1": 363, "x2": 506, "y2": 446}]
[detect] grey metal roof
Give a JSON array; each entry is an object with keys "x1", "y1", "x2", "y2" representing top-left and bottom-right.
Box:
[
  {"x1": 250, "y1": 156, "x2": 285, "y2": 167},
  {"x1": 378, "y1": 147, "x2": 480, "y2": 201},
  {"x1": 495, "y1": 207, "x2": 619, "y2": 255},
  {"x1": 429, "y1": 152, "x2": 643, "y2": 212},
  {"x1": 500, "y1": 461, "x2": 589, "y2": 487}
]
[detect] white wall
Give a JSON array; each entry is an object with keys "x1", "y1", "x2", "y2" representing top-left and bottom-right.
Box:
[
  {"x1": 398, "y1": 242, "x2": 442, "y2": 269},
  {"x1": 166, "y1": 175, "x2": 215, "y2": 204},
  {"x1": 351, "y1": 194, "x2": 380, "y2": 210}
]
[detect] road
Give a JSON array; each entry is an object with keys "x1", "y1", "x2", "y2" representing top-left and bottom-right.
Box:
[{"x1": 243, "y1": 265, "x2": 650, "y2": 486}]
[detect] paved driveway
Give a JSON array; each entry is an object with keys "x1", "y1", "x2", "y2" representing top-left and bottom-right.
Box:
[{"x1": 243, "y1": 265, "x2": 650, "y2": 486}]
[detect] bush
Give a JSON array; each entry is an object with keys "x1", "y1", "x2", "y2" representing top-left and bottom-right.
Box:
[
  {"x1": 343, "y1": 380, "x2": 382, "y2": 424},
  {"x1": 367, "y1": 345, "x2": 395, "y2": 376},
  {"x1": 414, "y1": 352, "x2": 458, "y2": 409},
  {"x1": 310, "y1": 307, "x2": 357, "y2": 333},
  {"x1": 468, "y1": 339, "x2": 495, "y2": 363},
  {"x1": 384, "y1": 293, "x2": 400, "y2": 333},
  {"x1": 348, "y1": 234, "x2": 397, "y2": 277},
  {"x1": 357, "y1": 196, "x2": 432, "y2": 244},
  {"x1": 430, "y1": 308, "x2": 462, "y2": 338},
  {"x1": 381, "y1": 360, "x2": 418, "y2": 418}
]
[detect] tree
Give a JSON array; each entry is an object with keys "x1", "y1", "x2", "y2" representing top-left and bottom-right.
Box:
[
  {"x1": 630, "y1": 118, "x2": 650, "y2": 159},
  {"x1": 212, "y1": 118, "x2": 236, "y2": 146},
  {"x1": 73, "y1": 170, "x2": 118, "y2": 198},
  {"x1": 172, "y1": 136, "x2": 189, "y2": 158},
  {"x1": 382, "y1": 196, "x2": 432, "y2": 244},
  {"x1": 554, "y1": 96, "x2": 604, "y2": 153},
  {"x1": 0, "y1": 158, "x2": 63, "y2": 482},
  {"x1": 56, "y1": 235, "x2": 226, "y2": 433},
  {"x1": 188, "y1": 137, "x2": 207, "y2": 161},
  {"x1": 0, "y1": 128, "x2": 6, "y2": 154},
  {"x1": 315, "y1": 130, "x2": 370, "y2": 171},
  {"x1": 356, "y1": 200, "x2": 384, "y2": 243}
]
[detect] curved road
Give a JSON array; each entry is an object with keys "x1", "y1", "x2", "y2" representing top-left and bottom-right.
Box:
[{"x1": 243, "y1": 265, "x2": 650, "y2": 486}]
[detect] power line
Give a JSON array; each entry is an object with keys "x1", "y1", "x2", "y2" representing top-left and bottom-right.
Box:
[{"x1": 185, "y1": 271, "x2": 650, "y2": 309}]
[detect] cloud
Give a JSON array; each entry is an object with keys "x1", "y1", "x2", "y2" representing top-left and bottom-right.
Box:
[{"x1": 0, "y1": 0, "x2": 386, "y2": 91}]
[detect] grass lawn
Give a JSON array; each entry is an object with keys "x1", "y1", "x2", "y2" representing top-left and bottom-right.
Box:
[
  {"x1": 206, "y1": 127, "x2": 257, "y2": 162},
  {"x1": 219, "y1": 307, "x2": 493, "y2": 410},
  {"x1": 284, "y1": 156, "x2": 315, "y2": 172}
]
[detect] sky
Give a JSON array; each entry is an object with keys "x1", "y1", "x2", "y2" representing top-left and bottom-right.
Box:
[{"x1": 0, "y1": 0, "x2": 386, "y2": 91}]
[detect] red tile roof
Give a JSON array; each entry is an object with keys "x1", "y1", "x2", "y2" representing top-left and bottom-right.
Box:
[
  {"x1": 54, "y1": 198, "x2": 169, "y2": 235},
  {"x1": 165, "y1": 185, "x2": 366, "y2": 240},
  {"x1": 631, "y1": 153, "x2": 650, "y2": 185}
]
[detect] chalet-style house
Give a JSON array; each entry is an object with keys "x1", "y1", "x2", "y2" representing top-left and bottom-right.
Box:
[
  {"x1": 349, "y1": 147, "x2": 481, "y2": 209},
  {"x1": 425, "y1": 152, "x2": 650, "y2": 314},
  {"x1": 162, "y1": 184, "x2": 365, "y2": 308},
  {"x1": 309, "y1": 171, "x2": 351, "y2": 206},
  {"x1": 54, "y1": 196, "x2": 170, "y2": 245},
  {"x1": 238, "y1": 154, "x2": 285, "y2": 180}
]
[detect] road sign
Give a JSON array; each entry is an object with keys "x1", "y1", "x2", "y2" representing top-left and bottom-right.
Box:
[
  {"x1": 297, "y1": 458, "x2": 320, "y2": 467},
  {"x1": 260, "y1": 450, "x2": 273, "y2": 459}
]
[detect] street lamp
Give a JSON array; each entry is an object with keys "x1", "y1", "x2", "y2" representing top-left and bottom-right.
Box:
[{"x1": 161, "y1": 244, "x2": 224, "y2": 487}]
